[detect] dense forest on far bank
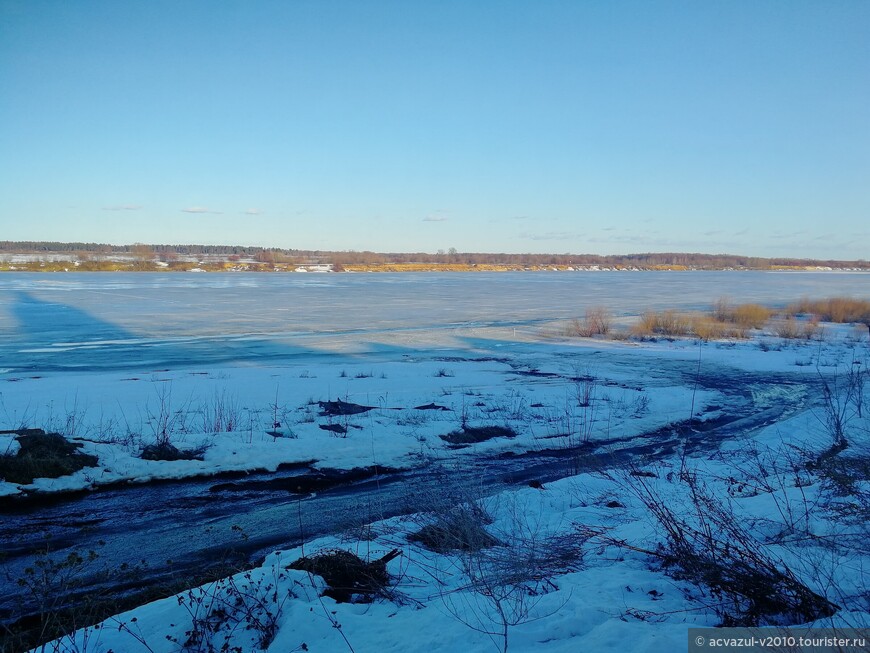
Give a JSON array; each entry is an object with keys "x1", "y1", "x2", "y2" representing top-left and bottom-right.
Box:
[{"x1": 0, "y1": 241, "x2": 867, "y2": 271}]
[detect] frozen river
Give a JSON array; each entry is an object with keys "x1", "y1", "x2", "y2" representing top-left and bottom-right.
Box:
[
  {"x1": 0, "y1": 271, "x2": 867, "y2": 373},
  {"x1": 1, "y1": 270, "x2": 865, "y2": 648}
]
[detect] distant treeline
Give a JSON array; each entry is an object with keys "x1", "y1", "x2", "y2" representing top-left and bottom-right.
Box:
[
  {"x1": 0, "y1": 241, "x2": 269, "y2": 256},
  {"x1": 0, "y1": 241, "x2": 867, "y2": 270},
  {"x1": 330, "y1": 250, "x2": 870, "y2": 269}
]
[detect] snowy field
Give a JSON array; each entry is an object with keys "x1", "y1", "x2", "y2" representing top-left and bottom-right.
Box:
[
  {"x1": 0, "y1": 332, "x2": 724, "y2": 497},
  {"x1": 3, "y1": 321, "x2": 869, "y2": 653}
]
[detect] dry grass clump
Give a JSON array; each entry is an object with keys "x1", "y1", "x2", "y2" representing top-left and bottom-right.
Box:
[
  {"x1": 630, "y1": 304, "x2": 774, "y2": 341},
  {"x1": 711, "y1": 297, "x2": 771, "y2": 329},
  {"x1": 787, "y1": 297, "x2": 870, "y2": 323},
  {"x1": 632, "y1": 310, "x2": 693, "y2": 337},
  {"x1": 574, "y1": 296, "x2": 867, "y2": 343},
  {"x1": 690, "y1": 316, "x2": 747, "y2": 341},
  {"x1": 732, "y1": 303, "x2": 772, "y2": 328}
]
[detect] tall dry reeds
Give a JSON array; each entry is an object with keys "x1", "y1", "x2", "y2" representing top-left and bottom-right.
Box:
[
  {"x1": 732, "y1": 303, "x2": 772, "y2": 329},
  {"x1": 631, "y1": 310, "x2": 693, "y2": 337},
  {"x1": 712, "y1": 297, "x2": 771, "y2": 329},
  {"x1": 787, "y1": 297, "x2": 870, "y2": 324}
]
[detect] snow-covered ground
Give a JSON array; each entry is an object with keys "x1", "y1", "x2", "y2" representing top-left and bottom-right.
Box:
[
  {"x1": 0, "y1": 332, "x2": 717, "y2": 498},
  {"x1": 3, "y1": 324, "x2": 869, "y2": 652},
  {"x1": 2, "y1": 325, "x2": 866, "y2": 498}
]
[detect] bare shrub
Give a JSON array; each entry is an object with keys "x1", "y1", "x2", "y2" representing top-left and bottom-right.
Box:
[
  {"x1": 569, "y1": 372, "x2": 599, "y2": 447},
  {"x1": 712, "y1": 296, "x2": 733, "y2": 322},
  {"x1": 722, "y1": 439, "x2": 819, "y2": 542},
  {"x1": 436, "y1": 495, "x2": 581, "y2": 653},
  {"x1": 771, "y1": 316, "x2": 819, "y2": 340},
  {"x1": 802, "y1": 316, "x2": 821, "y2": 339},
  {"x1": 606, "y1": 464, "x2": 836, "y2": 627},
  {"x1": 200, "y1": 390, "x2": 243, "y2": 434},
  {"x1": 814, "y1": 357, "x2": 867, "y2": 455},
  {"x1": 409, "y1": 503, "x2": 498, "y2": 553},
  {"x1": 145, "y1": 383, "x2": 192, "y2": 447},
  {"x1": 572, "y1": 307, "x2": 612, "y2": 337},
  {"x1": 5, "y1": 546, "x2": 105, "y2": 653},
  {"x1": 164, "y1": 567, "x2": 293, "y2": 652},
  {"x1": 722, "y1": 436, "x2": 870, "y2": 634}
]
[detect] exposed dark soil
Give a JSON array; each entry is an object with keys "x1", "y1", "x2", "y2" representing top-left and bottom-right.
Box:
[
  {"x1": 413, "y1": 403, "x2": 451, "y2": 411},
  {"x1": 317, "y1": 400, "x2": 374, "y2": 416},
  {"x1": 0, "y1": 430, "x2": 99, "y2": 485},
  {"x1": 440, "y1": 425, "x2": 517, "y2": 446}
]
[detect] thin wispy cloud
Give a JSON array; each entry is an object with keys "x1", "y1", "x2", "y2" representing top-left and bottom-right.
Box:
[
  {"x1": 244, "y1": 208, "x2": 262, "y2": 215},
  {"x1": 771, "y1": 229, "x2": 807, "y2": 239},
  {"x1": 182, "y1": 206, "x2": 223, "y2": 215},
  {"x1": 422, "y1": 215, "x2": 448, "y2": 222},
  {"x1": 519, "y1": 231, "x2": 579, "y2": 241},
  {"x1": 102, "y1": 204, "x2": 143, "y2": 211}
]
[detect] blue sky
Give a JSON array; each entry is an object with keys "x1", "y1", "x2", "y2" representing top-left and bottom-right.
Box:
[{"x1": 1, "y1": 1, "x2": 868, "y2": 258}]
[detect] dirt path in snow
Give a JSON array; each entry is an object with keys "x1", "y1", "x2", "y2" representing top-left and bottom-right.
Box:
[{"x1": 0, "y1": 361, "x2": 821, "y2": 642}]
